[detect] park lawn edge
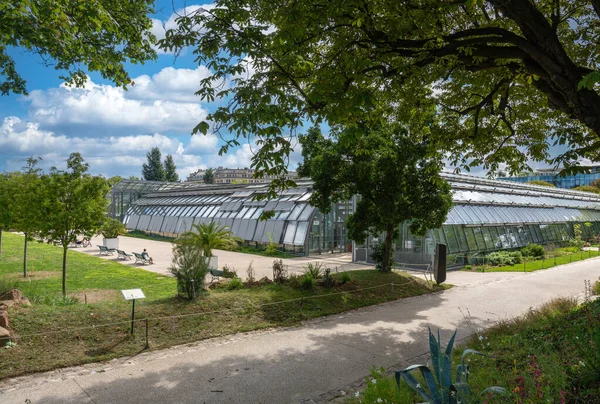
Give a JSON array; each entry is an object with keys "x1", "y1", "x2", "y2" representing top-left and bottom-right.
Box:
[{"x1": 0, "y1": 231, "x2": 452, "y2": 379}]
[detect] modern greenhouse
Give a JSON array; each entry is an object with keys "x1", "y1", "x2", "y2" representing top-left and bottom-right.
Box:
[{"x1": 110, "y1": 172, "x2": 600, "y2": 268}]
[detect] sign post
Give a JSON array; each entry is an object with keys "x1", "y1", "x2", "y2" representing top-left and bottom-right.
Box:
[{"x1": 121, "y1": 289, "x2": 146, "y2": 334}]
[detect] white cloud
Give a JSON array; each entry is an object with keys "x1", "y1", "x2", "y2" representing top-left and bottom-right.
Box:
[
  {"x1": 151, "y1": 4, "x2": 215, "y2": 54},
  {"x1": 185, "y1": 133, "x2": 219, "y2": 153},
  {"x1": 25, "y1": 74, "x2": 208, "y2": 134},
  {"x1": 0, "y1": 116, "x2": 298, "y2": 179},
  {"x1": 128, "y1": 66, "x2": 212, "y2": 103}
]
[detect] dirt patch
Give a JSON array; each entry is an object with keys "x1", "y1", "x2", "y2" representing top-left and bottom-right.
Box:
[
  {"x1": 6, "y1": 271, "x2": 60, "y2": 280},
  {"x1": 72, "y1": 289, "x2": 120, "y2": 304}
]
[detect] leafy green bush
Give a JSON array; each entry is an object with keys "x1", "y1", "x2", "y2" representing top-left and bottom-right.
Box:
[
  {"x1": 486, "y1": 251, "x2": 522, "y2": 266},
  {"x1": 338, "y1": 272, "x2": 352, "y2": 284},
  {"x1": 521, "y1": 243, "x2": 545, "y2": 258},
  {"x1": 593, "y1": 280, "x2": 600, "y2": 296},
  {"x1": 371, "y1": 243, "x2": 395, "y2": 271},
  {"x1": 303, "y1": 262, "x2": 324, "y2": 279},
  {"x1": 300, "y1": 274, "x2": 315, "y2": 290},
  {"x1": 226, "y1": 277, "x2": 244, "y2": 290},
  {"x1": 169, "y1": 242, "x2": 209, "y2": 300},
  {"x1": 553, "y1": 246, "x2": 580, "y2": 256},
  {"x1": 99, "y1": 218, "x2": 126, "y2": 238},
  {"x1": 287, "y1": 273, "x2": 301, "y2": 288},
  {"x1": 264, "y1": 232, "x2": 279, "y2": 256},
  {"x1": 463, "y1": 265, "x2": 472, "y2": 270}
]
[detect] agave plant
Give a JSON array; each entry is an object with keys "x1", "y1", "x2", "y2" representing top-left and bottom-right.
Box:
[{"x1": 395, "y1": 328, "x2": 508, "y2": 404}]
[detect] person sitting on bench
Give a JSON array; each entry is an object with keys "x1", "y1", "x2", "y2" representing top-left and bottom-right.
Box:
[{"x1": 142, "y1": 249, "x2": 154, "y2": 264}]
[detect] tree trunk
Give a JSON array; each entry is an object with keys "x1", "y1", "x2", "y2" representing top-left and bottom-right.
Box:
[
  {"x1": 62, "y1": 245, "x2": 68, "y2": 297},
  {"x1": 382, "y1": 224, "x2": 394, "y2": 273},
  {"x1": 23, "y1": 233, "x2": 28, "y2": 278}
]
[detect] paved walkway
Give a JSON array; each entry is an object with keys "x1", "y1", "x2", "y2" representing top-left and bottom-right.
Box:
[
  {"x1": 2, "y1": 256, "x2": 598, "y2": 404},
  {"x1": 79, "y1": 235, "x2": 369, "y2": 280}
]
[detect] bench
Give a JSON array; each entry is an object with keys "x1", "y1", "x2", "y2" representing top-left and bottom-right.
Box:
[
  {"x1": 209, "y1": 269, "x2": 225, "y2": 282},
  {"x1": 116, "y1": 249, "x2": 133, "y2": 260},
  {"x1": 133, "y1": 252, "x2": 150, "y2": 265},
  {"x1": 98, "y1": 245, "x2": 115, "y2": 256}
]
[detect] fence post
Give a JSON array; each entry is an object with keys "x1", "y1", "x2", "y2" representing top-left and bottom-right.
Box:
[
  {"x1": 554, "y1": 254, "x2": 557, "y2": 266},
  {"x1": 145, "y1": 319, "x2": 149, "y2": 349},
  {"x1": 300, "y1": 297, "x2": 303, "y2": 319}
]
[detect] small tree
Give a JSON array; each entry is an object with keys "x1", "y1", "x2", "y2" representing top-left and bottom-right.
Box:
[
  {"x1": 169, "y1": 241, "x2": 210, "y2": 299},
  {"x1": 164, "y1": 154, "x2": 179, "y2": 182},
  {"x1": 0, "y1": 173, "x2": 13, "y2": 260},
  {"x1": 299, "y1": 125, "x2": 453, "y2": 272},
  {"x1": 41, "y1": 153, "x2": 110, "y2": 297},
  {"x1": 142, "y1": 147, "x2": 166, "y2": 181},
  {"x1": 12, "y1": 158, "x2": 45, "y2": 277},
  {"x1": 202, "y1": 168, "x2": 215, "y2": 184},
  {"x1": 177, "y1": 222, "x2": 240, "y2": 257}
]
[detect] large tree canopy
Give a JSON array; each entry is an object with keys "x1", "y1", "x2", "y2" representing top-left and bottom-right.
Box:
[
  {"x1": 298, "y1": 125, "x2": 453, "y2": 272},
  {"x1": 161, "y1": 0, "x2": 600, "y2": 186},
  {"x1": 1, "y1": 0, "x2": 156, "y2": 95}
]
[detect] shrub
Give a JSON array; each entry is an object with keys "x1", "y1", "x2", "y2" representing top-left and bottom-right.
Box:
[
  {"x1": 272, "y1": 259, "x2": 287, "y2": 283},
  {"x1": 303, "y1": 262, "x2": 324, "y2": 279},
  {"x1": 99, "y1": 218, "x2": 126, "y2": 238},
  {"x1": 553, "y1": 246, "x2": 579, "y2": 256},
  {"x1": 287, "y1": 273, "x2": 301, "y2": 288},
  {"x1": 486, "y1": 251, "x2": 522, "y2": 266},
  {"x1": 338, "y1": 272, "x2": 352, "y2": 284},
  {"x1": 463, "y1": 265, "x2": 472, "y2": 270},
  {"x1": 521, "y1": 243, "x2": 545, "y2": 258},
  {"x1": 593, "y1": 280, "x2": 600, "y2": 296},
  {"x1": 300, "y1": 275, "x2": 315, "y2": 290},
  {"x1": 227, "y1": 277, "x2": 244, "y2": 290},
  {"x1": 169, "y1": 242, "x2": 209, "y2": 300},
  {"x1": 264, "y1": 232, "x2": 279, "y2": 256},
  {"x1": 370, "y1": 243, "x2": 396, "y2": 271},
  {"x1": 222, "y1": 264, "x2": 237, "y2": 278}
]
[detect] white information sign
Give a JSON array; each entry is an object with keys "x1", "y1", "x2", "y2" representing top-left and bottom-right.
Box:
[{"x1": 121, "y1": 288, "x2": 146, "y2": 300}]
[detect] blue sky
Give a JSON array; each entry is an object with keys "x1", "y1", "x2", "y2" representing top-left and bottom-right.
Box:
[{"x1": 0, "y1": 1, "x2": 303, "y2": 180}]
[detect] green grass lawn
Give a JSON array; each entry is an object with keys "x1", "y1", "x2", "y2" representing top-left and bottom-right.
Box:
[
  {"x1": 467, "y1": 250, "x2": 599, "y2": 272},
  {"x1": 0, "y1": 232, "x2": 176, "y2": 302},
  {"x1": 0, "y1": 231, "x2": 449, "y2": 379}
]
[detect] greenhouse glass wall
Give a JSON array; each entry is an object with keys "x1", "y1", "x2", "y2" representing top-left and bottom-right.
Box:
[
  {"x1": 355, "y1": 173, "x2": 600, "y2": 268},
  {"x1": 115, "y1": 180, "x2": 351, "y2": 256},
  {"x1": 112, "y1": 173, "x2": 600, "y2": 263}
]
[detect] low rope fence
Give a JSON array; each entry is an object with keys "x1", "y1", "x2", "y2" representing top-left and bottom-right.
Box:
[{"x1": 12, "y1": 278, "x2": 424, "y2": 350}]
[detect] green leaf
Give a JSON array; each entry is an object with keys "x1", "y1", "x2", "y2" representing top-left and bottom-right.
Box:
[{"x1": 578, "y1": 71, "x2": 600, "y2": 90}]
